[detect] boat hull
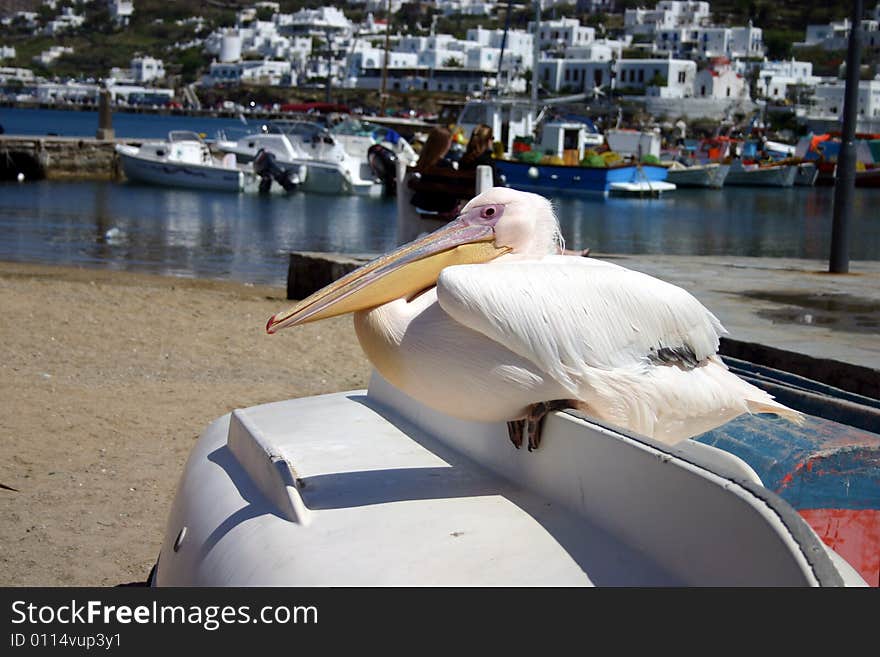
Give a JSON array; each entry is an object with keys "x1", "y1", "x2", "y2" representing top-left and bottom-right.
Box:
[
  {"x1": 794, "y1": 162, "x2": 819, "y2": 187},
  {"x1": 117, "y1": 147, "x2": 244, "y2": 192},
  {"x1": 152, "y1": 375, "x2": 865, "y2": 587},
  {"x1": 666, "y1": 163, "x2": 729, "y2": 188},
  {"x1": 496, "y1": 160, "x2": 670, "y2": 197},
  {"x1": 725, "y1": 162, "x2": 797, "y2": 187}
]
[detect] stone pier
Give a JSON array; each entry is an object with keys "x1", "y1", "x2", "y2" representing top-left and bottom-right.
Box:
[{"x1": 0, "y1": 135, "x2": 142, "y2": 181}]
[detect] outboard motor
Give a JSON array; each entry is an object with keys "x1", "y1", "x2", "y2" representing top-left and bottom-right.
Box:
[
  {"x1": 253, "y1": 148, "x2": 299, "y2": 194},
  {"x1": 367, "y1": 144, "x2": 398, "y2": 197}
]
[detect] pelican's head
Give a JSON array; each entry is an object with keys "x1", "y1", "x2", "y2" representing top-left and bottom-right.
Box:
[{"x1": 266, "y1": 187, "x2": 563, "y2": 332}]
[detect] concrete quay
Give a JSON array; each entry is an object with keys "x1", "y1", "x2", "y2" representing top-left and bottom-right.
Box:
[{"x1": 0, "y1": 135, "x2": 141, "y2": 181}]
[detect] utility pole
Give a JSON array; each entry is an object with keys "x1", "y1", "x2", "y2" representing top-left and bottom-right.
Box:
[
  {"x1": 379, "y1": 0, "x2": 391, "y2": 116},
  {"x1": 829, "y1": 0, "x2": 863, "y2": 274}
]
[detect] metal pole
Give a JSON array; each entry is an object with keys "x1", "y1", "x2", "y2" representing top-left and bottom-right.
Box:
[
  {"x1": 379, "y1": 0, "x2": 391, "y2": 115},
  {"x1": 531, "y1": 1, "x2": 540, "y2": 111},
  {"x1": 829, "y1": 0, "x2": 863, "y2": 274},
  {"x1": 496, "y1": 0, "x2": 513, "y2": 94},
  {"x1": 325, "y1": 29, "x2": 332, "y2": 104}
]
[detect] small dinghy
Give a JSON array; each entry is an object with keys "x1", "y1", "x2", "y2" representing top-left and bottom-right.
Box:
[{"x1": 151, "y1": 373, "x2": 866, "y2": 587}]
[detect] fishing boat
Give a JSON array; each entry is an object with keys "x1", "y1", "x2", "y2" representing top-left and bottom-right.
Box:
[
  {"x1": 116, "y1": 131, "x2": 250, "y2": 192},
  {"x1": 795, "y1": 133, "x2": 880, "y2": 187},
  {"x1": 724, "y1": 158, "x2": 798, "y2": 187},
  {"x1": 495, "y1": 121, "x2": 672, "y2": 197},
  {"x1": 215, "y1": 120, "x2": 383, "y2": 196},
  {"x1": 665, "y1": 161, "x2": 730, "y2": 188},
  {"x1": 497, "y1": 158, "x2": 672, "y2": 197}
]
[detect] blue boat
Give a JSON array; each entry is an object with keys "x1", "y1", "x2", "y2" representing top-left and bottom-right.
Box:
[{"x1": 496, "y1": 159, "x2": 673, "y2": 197}]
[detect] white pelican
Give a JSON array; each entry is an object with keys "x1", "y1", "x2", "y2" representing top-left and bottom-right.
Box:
[{"x1": 267, "y1": 187, "x2": 802, "y2": 450}]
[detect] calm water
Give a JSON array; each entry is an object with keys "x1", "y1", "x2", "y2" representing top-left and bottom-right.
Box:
[
  {"x1": 0, "y1": 106, "x2": 255, "y2": 139},
  {"x1": 1, "y1": 180, "x2": 877, "y2": 287}
]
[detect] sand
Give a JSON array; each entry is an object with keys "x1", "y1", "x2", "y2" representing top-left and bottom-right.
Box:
[{"x1": 0, "y1": 261, "x2": 371, "y2": 586}]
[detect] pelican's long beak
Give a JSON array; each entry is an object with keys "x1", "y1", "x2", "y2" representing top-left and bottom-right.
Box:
[{"x1": 267, "y1": 216, "x2": 510, "y2": 333}]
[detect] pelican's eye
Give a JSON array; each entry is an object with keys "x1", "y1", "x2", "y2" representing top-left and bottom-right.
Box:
[{"x1": 480, "y1": 205, "x2": 503, "y2": 221}]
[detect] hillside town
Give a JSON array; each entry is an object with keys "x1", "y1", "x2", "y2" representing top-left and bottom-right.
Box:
[{"x1": 1, "y1": 0, "x2": 880, "y2": 135}]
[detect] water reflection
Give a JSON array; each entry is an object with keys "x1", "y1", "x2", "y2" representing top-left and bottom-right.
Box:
[{"x1": 0, "y1": 180, "x2": 878, "y2": 286}]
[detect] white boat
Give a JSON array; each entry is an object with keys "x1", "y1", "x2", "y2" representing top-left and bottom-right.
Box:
[
  {"x1": 215, "y1": 121, "x2": 383, "y2": 196},
  {"x1": 150, "y1": 372, "x2": 866, "y2": 586},
  {"x1": 116, "y1": 131, "x2": 249, "y2": 192},
  {"x1": 665, "y1": 162, "x2": 730, "y2": 188},
  {"x1": 609, "y1": 180, "x2": 676, "y2": 196},
  {"x1": 724, "y1": 159, "x2": 798, "y2": 187}
]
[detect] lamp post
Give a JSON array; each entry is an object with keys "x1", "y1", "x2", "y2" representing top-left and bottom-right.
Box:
[{"x1": 829, "y1": 0, "x2": 864, "y2": 274}]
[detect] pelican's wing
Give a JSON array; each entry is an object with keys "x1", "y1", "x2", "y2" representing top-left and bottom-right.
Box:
[{"x1": 436, "y1": 255, "x2": 727, "y2": 396}]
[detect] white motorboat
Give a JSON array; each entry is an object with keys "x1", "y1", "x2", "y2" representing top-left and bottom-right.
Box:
[
  {"x1": 665, "y1": 162, "x2": 730, "y2": 188},
  {"x1": 724, "y1": 159, "x2": 798, "y2": 187},
  {"x1": 215, "y1": 121, "x2": 383, "y2": 196},
  {"x1": 116, "y1": 131, "x2": 249, "y2": 192}
]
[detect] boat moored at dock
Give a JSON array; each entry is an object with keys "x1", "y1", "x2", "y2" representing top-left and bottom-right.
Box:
[{"x1": 116, "y1": 131, "x2": 250, "y2": 192}]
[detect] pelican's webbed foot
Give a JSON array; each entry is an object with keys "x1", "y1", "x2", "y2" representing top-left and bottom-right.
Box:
[{"x1": 508, "y1": 400, "x2": 574, "y2": 451}]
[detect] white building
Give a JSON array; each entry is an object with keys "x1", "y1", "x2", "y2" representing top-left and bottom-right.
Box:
[
  {"x1": 108, "y1": 84, "x2": 174, "y2": 105},
  {"x1": 755, "y1": 59, "x2": 819, "y2": 100},
  {"x1": 206, "y1": 59, "x2": 292, "y2": 86},
  {"x1": 694, "y1": 58, "x2": 749, "y2": 100},
  {"x1": 0, "y1": 46, "x2": 15, "y2": 60},
  {"x1": 131, "y1": 56, "x2": 165, "y2": 83},
  {"x1": 108, "y1": 1, "x2": 134, "y2": 28},
  {"x1": 33, "y1": 46, "x2": 74, "y2": 67},
  {"x1": 36, "y1": 81, "x2": 99, "y2": 104},
  {"x1": 809, "y1": 79, "x2": 880, "y2": 122},
  {"x1": 616, "y1": 58, "x2": 696, "y2": 97},
  {"x1": 537, "y1": 59, "x2": 614, "y2": 93},
  {"x1": 467, "y1": 26, "x2": 533, "y2": 67},
  {"x1": 43, "y1": 7, "x2": 85, "y2": 35},
  {"x1": 625, "y1": 1, "x2": 711, "y2": 37},
  {"x1": 529, "y1": 18, "x2": 595, "y2": 52},
  {"x1": 655, "y1": 24, "x2": 764, "y2": 59},
  {"x1": 795, "y1": 18, "x2": 880, "y2": 51},
  {"x1": 0, "y1": 67, "x2": 35, "y2": 83},
  {"x1": 436, "y1": 0, "x2": 496, "y2": 16}
]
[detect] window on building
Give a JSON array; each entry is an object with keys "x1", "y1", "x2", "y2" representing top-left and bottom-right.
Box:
[
  {"x1": 726, "y1": 87, "x2": 730, "y2": 97},
  {"x1": 678, "y1": 70, "x2": 686, "y2": 83},
  {"x1": 565, "y1": 70, "x2": 570, "y2": 81},
  {"x1": 638, "y1": 69, "x2": 644, "y2": 82},
  {"x1": 700, "y1": 85, "x2": 705, "y2": 96},
  {"x1": 543, "y1": 68, "x2": 549, "y2": 81}
]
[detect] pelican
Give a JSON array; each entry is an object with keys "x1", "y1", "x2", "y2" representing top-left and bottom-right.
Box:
[{"x1": 267, "y1": 187, "x2": 802, "y2": 450}]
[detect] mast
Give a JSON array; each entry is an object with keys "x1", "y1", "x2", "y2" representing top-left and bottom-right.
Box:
[
  {"x1": 380, "y1": 0, "x2": 391, "y2": 115},
  {"x1": 531, "y1": 1, "x2": 540, "y2": 113}
]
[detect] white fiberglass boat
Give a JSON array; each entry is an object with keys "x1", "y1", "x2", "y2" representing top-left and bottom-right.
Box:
[
  {"x1": 116, "y1": 131, "x2": 249, "y2": 192},
  {"x1": 215, "y1": 121, "x2": 386, "y2": 196},
  {"x1": 151, "y1": 372, "x2": 866, "y2": 587}
]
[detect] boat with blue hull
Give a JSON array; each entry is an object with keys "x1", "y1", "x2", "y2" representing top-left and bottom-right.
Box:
[{"x1": 496, "y1": 159, "x2": 672, "y2": 197}]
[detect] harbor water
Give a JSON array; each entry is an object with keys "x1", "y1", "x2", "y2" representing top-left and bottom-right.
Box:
[{"x1": 1, "y1": 179, "x2": 878, "y2": 287}]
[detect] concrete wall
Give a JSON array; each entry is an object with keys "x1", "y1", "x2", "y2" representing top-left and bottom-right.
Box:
[{"x1": 0, "y1": 136, "x2": 138, "y2": 181}]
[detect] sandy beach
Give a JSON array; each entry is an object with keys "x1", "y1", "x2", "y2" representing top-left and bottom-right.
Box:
[{"x1": 0, "y1": 261, "x2": 371, "y2": 586}]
